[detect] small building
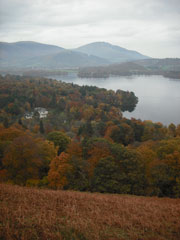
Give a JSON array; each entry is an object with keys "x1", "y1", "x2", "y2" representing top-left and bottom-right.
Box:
[
  {"x1": 34, "y1": 107, "x2": 48, "y2": 118},
  {"x1": 24, "y1": 107, "x2": 48, "y2": 119}
]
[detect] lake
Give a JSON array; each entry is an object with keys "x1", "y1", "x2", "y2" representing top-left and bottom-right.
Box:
[{"x1": 49, "y1": 74, "x2": 180, "y2": 125}]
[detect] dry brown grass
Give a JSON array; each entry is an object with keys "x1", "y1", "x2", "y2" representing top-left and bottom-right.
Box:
[{"x1": 0, "y1": 184, "x2": 180, "y2": 240}]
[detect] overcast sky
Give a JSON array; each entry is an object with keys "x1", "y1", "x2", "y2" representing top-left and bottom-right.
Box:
[{"x1": 0, "y1": 0, "x2": 180, "y2": 58}]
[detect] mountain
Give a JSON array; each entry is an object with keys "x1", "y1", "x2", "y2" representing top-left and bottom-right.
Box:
[
  {"x1": 75, "y1": 42, "x2": 150, "y2": 63},
  {"x1": 0, "y1": 41, "x2": 109, "y2": 69},
  {"x1": 0, "y1": 41, "x2": 64, "y2": 66},
  {"x1": 23, "y1": 50, "x2": 109, "y2": 68},
  {"x1": 0, "y1": 41, "x2": 151, "y2": 69}
]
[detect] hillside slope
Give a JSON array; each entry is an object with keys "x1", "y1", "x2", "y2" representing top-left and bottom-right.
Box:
[{"x1": 1, "y1": 184, "x2": 180, "y2": 240}]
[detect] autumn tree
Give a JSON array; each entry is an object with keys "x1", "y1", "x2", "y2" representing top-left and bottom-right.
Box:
[
  {"x1": 91, "y1": 156, "x2": 121, "y2": 193},
  {"x1": 65, "y1": 142, "x2": 88, "y2": 190},
  {"x1": 0, "y1": 126, "x2": 25, "y2": 174},
  {"x1": 0, "y1": 126, "x2": 25, "y2": 142},
  {"x1": 110, "y1": 144, "x2": 146, "y2": 195},
  {"x1": 78, "y1": 121, "x2": 94, "y2": 138},
  {"x1": 176, "y1": 124, "x2": 180, "y2": 136},
  {"x1": 48, "y1": 152, "x2": 72, "y2": 189},
  {"x1": 168, "y1": 123, "x2": 176, "y2": 137},
  {"x1": 2, "y1": 134, "x2": 56, "y2": 185},
  {"x1": 105, "y1": 123, "x2": 134, "y2": 145},
  {"x1": 87, "y1": 139, "x2": 111, "y2": 177},
  {"x1": 150, "y1": 137, "x2": 180, "y2": 197},
  {"x1": 47, "y1": 131, "x2": 70, "y2": 155}
]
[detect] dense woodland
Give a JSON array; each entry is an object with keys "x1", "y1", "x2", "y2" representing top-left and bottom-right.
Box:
[{"x1": 0, "y1": 75, "x2": 180, "y2": 197}]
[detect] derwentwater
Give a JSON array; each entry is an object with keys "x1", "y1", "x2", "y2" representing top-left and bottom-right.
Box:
[{"x1": 49, "y1": 74, "x2": 180, "y2": 125}]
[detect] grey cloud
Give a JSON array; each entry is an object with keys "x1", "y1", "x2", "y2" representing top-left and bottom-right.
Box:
[{"x1": 0, "y1": 0, "x2": 180, "y2": 57}]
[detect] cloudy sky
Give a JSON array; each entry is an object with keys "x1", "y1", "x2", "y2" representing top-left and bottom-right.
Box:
[{"x1": 0, "y1": 0, "x2": 180, "y2": 58}]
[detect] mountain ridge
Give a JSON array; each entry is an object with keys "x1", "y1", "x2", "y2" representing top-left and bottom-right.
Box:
[
  {"x1": 0, "y1": 41, "x2": 150, "y2": 69},
  {"x1": 74, "y1": 41, "x2": 149, "y2": 63}
]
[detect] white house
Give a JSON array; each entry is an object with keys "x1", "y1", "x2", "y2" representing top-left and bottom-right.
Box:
[
  {"x1": 34, "y1": 107, "x2": 48, "y2": 118},
  {"x1": 24, "y1": 107, "x2": 48, "y2": 119}
]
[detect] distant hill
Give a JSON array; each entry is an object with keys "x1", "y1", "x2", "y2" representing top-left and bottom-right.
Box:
[
  {"x1": 78, "y1": 58, "x2": 180, "y2": 79},
  {"x1": 0, "y1": 41, "x2": 149, "y2": 69},
  {"x1": 0, "y1": 41, "x2": 109, "y2": 69},
  {"x1": 75, "y1": 42, "x2": 150, "y2": 63},
  {"x1": 1, "y1": 41, "x2": 179, "y2": 78},
  {"x1": 107, "y1": 61, "x2": 148, "y2": 72},
  {"x1": 78, "y1": 61, "x2": 149, "y2": 78},
  {"x1": 135, "y1": 58, "x2": 180, "y2": 71},
  {"x1": 23, "y1": 50, "x2": 109, "y2": 68},
  {"x1": 0, "y1": 41, "x2": 64, "y2": 67}
]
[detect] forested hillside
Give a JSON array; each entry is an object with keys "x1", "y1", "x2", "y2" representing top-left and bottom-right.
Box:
[{"x1": 0, "y1": 75, "x2": 180, "y2": 197}]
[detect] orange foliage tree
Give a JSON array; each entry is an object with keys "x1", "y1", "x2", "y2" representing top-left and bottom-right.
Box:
[
  {"x1": 87, "y1": 140, "x2": 111, "y2": 177},
  {"x1": 2, "y1": 134, "x2": 56, "y2": 185},
  {"x1": 48, "y1": 152, "x2": 72, "y2": 189}
]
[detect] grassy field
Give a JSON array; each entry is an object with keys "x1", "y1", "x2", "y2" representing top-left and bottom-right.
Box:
[{"x1": 0, "y1": 184, "x2": 180, "y2": 240}]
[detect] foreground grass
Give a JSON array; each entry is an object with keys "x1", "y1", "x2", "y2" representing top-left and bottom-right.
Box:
[{"x1": 0, "y1": 184, "x2": 180, "y2": 240}]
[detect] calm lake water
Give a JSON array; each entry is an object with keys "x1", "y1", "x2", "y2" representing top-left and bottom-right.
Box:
[{"x1": 50, "y1": 74, "x2": 180, "y2": 125}]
